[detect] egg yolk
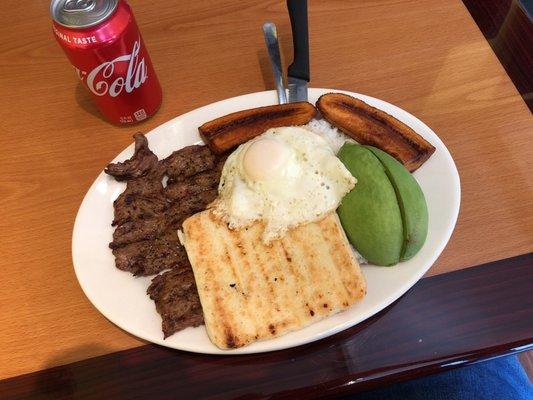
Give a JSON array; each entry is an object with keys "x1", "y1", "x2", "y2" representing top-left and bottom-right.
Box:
[{"x1": 242, "y1": 138, "x2": 289, "y2": 181}]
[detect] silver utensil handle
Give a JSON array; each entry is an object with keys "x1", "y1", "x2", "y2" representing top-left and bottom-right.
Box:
[{"x1": 263, "y1": 22, "x2": 287, "y2": 104}]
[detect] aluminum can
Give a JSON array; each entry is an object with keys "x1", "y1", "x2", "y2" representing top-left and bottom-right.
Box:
[{"x1": 51, "y1": 0, "x2": 162, "y2": 124}]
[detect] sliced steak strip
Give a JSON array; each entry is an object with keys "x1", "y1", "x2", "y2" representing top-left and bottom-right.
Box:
[
  {"x1": 112, "y1": 187, "x2": 218, "y2": 249},
  {"x1": 147, "y1": 267, "x2": 204, "y2": 338},
  {"x1": 110, "y1": 215, "x2": 168, "y2": 249},
  {"x1": 112, "y1": 230, "x2": 188, "y2": 276},
  {"x1": 164, "y1": 168, "x2": 221, "y2": 202},
  {"x1": 112, "y1": 184, "x2": 167, "y2": 227},
  {"x1": 166, "y1": 188, "x2": 218, "y2": 228},
  {"x1": 124, "y1": 170, "x2": 165, "y2": 195},
  {"x1": 111, "y1": 160, "x2": 166, "y2": 227},
  {"x1": 105, "y1": 133, "x2": 159, "y2": 181},
  {"x1": 164, "y1": 145, "x2": 217, "y2": 181}
]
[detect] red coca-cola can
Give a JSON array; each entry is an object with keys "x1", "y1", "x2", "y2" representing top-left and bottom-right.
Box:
[{"x1": 51, "y1": 0, "x2": 162, "y2": 124}]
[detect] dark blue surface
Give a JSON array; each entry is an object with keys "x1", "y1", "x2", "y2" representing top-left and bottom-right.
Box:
[{"x1": 348, "y1": 356, "x2": 533, "y2": 400}]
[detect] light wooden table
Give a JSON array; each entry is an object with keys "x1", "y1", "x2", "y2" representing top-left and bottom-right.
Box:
[{"x1": 0, "y1": 0, "x2": 531, "y2": 382}]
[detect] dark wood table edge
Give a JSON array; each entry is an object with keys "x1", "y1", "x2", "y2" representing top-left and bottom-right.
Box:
[
  {"x1": 1, "y1": 252, "x2": 532, "y2": 399},
  {"x1": 462, "y1": 0, "x2": 533, "y2": 112},
  {"x1": 315, "y1": 339, "x2": 533, "y2": 400}
]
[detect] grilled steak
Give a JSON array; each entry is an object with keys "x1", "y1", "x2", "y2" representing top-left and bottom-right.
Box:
[
  {"x1": 105, "y1": 133, "x2": 159, "y2": 181},
  {"x1": 105, "y1": 133, "x2": 226, "y2": 337},
  {"x1": 112, "y1": 187, "x2": 167, "y2": 227},
  {"x1": 166, "y1": 189, "x2": 218, "y2": 229},
  {"x1": 147, "y1": 267, "x2": 204, "y2": 338},
  {"x1": 165, "y1": 169, "x2": 220, "y2": 201},
  {"x1": 112, "y1": 231, "x2": 188, "y2": 276},
  {"x1": 110, "y1": 215, "x2": 168, "y2": 249},
  {"x1": 165, "y1": 145, "x2": 217, "y2": 182}
]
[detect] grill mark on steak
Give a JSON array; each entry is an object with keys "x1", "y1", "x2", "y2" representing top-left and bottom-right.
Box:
[{"x1": 106, "y1": 133, "x2": 226, "y2": 337}]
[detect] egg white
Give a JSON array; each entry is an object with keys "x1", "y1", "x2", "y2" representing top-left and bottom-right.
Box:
[{"x1": 212, "y1": 126, "x2": 356, "y2": 242}]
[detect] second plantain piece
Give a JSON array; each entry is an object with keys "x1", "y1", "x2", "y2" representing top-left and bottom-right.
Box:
[{"x1": 317, "y1": 93, "x2": 435, "y2": 172}]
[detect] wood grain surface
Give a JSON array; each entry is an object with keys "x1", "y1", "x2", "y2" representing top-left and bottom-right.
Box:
[
  {"x1": 0, "y1": 0, "x2": 532, "y2": 380},
  {"x1": 1, "y1": 254, "x2": 531, "y2": 399}
]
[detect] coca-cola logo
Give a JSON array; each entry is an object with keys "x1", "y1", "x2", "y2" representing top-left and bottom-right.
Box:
[{"x1": 77, "y1": 38, "x2": 148, "y2": 97}]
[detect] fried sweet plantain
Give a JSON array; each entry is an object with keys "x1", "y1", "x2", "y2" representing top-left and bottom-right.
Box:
[
  {"x1": 199, "y1": 102, "x2": 317, "y2": 153},
  {"x1": 317, "y1": 93, "x2": 435, "y2": 171}
]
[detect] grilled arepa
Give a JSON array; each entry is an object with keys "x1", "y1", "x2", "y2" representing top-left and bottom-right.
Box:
[{"x1": 181, "y1": 210, "x2": 366, "y2": 349}]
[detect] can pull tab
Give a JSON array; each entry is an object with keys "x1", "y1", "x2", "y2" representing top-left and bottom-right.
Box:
[{"x1": 63, "y1": 0, "x2": 96, "y2": 12}]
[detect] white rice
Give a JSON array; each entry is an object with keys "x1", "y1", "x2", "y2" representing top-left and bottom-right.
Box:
[
  {"x1": 351, "y1": 246, "x2": 368, "y2": 265},
  {"x1": 305, "y1": 118, "x2": 357, "y2": 154}
]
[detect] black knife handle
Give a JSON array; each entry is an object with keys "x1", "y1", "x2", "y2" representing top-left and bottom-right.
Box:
[{"x1": 287, "y1": 0, "x2": 309, "y2": 82}]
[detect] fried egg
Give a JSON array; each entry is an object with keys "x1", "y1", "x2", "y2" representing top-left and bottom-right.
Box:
[{"x1": 212, "y1": 126, "x2": 356, "y2": 242}]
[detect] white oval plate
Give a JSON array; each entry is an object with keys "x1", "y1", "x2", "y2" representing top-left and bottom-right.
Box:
[{"x1": 72, "y1": 88, "x2": 460, "y2": 354}]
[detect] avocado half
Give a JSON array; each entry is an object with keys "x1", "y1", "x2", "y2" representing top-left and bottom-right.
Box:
[{"x1": 337, "y1": 144, "x2": 428, "y2": 266}]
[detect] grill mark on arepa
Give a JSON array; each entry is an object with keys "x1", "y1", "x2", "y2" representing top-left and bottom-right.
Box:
[
  {"x1": 238, "y1": 226, "x2": 265, "y2": 340},
  {"x1": 227, "y1": 228, "x2": 249, "y2": 292},
  {"x1": 320, "y1": 217, "x2": 354, "y2": 304},
  {"x1": 275, "y1": 241, "x2": 299, "y2": 323},
  {"x1": 221, "y1": 234, "x2": 242, "y2": 293},
  {"x1": 330, "y1": 217, "x2": 360, "y2": 300},
  {"x1": 291, "y1": 223, "x2": 325, "y2": 317},
  {"x1": 216, "y1": 228, "x2": 245, "y2": 346},
  {"x1": 276, "y1": 239, "x2": 301, "y2": 327},
  {"x1": 307, "y1": 219, "x2": 333, "y2": 309},
  {"x1": 191, "y1": 212, "x2": 240, "y2": 348},
  {"x1": 212, "y1": 213, "x2": 246, "y2": 347},
  {"x1": 285, "y1": 227, "x2": 315, "y2": 320},
  {"x1": 317, "y1": 218, "x2": 349, "y2": 308},
  {"x1": 250, "y1": 241, "x2": 271, "y2": 337},
  {"x1": 197, "y1": 215, "x2": 227, "y2": 344},
  {"x1": 261, "y1": 243, "x2": 285, "y2": 336},
  {"x1": 308, "y1": 219, "x2": 341, "y2": 316},
  {"x1": 279, "y1": 238, "x2": 308, "y2": 323},
  {"x1": 254, "y1": 240, "x2": 280, "y2": 336},
  {"x1": 224, "y1": 325, "x2": 238, "y2": 348},
  {"x1": 331, "y1": 215, "x2": 365, "y2": 301},
  {"x1": 223, "y1": 226, "x2": 258, "y2": 345},
  {"x1": 185, "y1": 215, "x2": 218, "y2": 342},
  {"x1": 280, "y1": 243, "x2": 292, "y2": 263}
]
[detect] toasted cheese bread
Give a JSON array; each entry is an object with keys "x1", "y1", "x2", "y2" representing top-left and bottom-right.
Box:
[{"x1": 181, "y1": 211, "x2": 366, "y2": 349}]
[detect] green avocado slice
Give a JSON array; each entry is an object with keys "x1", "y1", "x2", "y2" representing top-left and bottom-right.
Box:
[
  {"x1": 365, "y1": 146, "x2": 428, "y2": 261},
  {"x1": 337, "y1": 144, "x2": 403, "y2": 266}
]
